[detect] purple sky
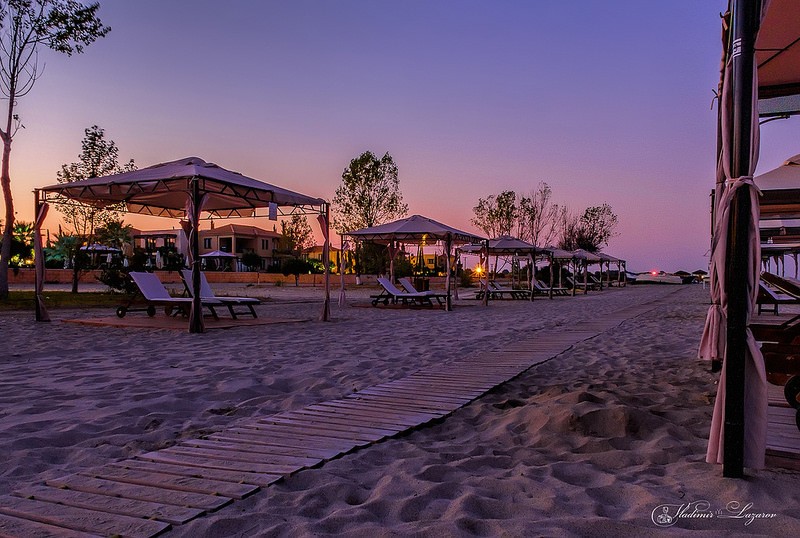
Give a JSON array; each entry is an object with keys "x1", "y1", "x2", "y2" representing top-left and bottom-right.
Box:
[{"x1": 8, "y1": 0, "x2": 800, "y2": 272}]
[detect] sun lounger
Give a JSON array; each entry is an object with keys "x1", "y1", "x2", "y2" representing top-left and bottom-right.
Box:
[
  {"x1": 372, "y1": 277, "x2": 436, "y2": 306},
  {"x1": 757, "y1": 280, "x2": 800, "y2": 315},
  {"x1": 474, "y1": 281, "x2": 530, "y2": 300},
  {"x1": 398, "y1": 277, "x2": 447, "y2": 305},
  {"x1": 534, "y1": 279, "x2": 569, "y2": 296},
  {"x1": 117, "y1": 271, "x2": 221, "y2": 319},
  {"x1": 181, "y1": 269, "x2": 260, "y2": 319}
]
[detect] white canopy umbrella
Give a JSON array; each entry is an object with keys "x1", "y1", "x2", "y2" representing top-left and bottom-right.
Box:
[{"x1": 37, "y1": 157, "x2": 329, "y2": 331}]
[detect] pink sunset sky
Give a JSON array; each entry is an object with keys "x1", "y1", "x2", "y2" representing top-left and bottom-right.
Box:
[{"x1": 6, "y1": 0, "x2": 800, "y2": 272}]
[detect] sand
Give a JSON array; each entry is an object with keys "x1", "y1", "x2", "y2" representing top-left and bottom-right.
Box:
[{"x1": 1, "y1": 283, "x2": 798, "y2": 536}]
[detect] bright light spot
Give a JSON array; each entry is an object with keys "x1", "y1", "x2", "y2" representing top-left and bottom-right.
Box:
[
  {"x1": 651, "y1": 270, "x2": 658, "y2": 276},
  {"x1": 474, "y1": 265, "x2": 483, "y2": 274}
]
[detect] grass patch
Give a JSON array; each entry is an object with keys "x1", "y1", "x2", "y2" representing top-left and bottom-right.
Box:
[{"x1": 0, "y1": 290, "x2": 125, "y2": 311}]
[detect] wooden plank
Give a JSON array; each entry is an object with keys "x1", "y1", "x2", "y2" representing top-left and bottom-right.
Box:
[
  {"x1": 182, "y1": 438, "x2": 332, "y2": 460},
  {"x1": 232, "y1": 424, "x2": 373, "y2": 447},
  {"x1": 324, "y1": 398, "x2": 446, "y2": 419},
  {"x1": 278, "y1": 408, "x2": 406, "y2": 432},
  {"x1": 85, "y1": 464, "x2": 260, "y2": 499},
  {"x1": 240, "y1": 420, "x2": 381, "y2": 443},
  {"x1": 382, "y1": 379, "x2": 490, "y2": 396},
  {"x1": 354, "y1": 387, "x2": 467, "y2": 407},
  {"x1": 261, "y1": 414, "x2": 399, "y2": 438},
  {"x1": 0, "y1": 512, "x2": 98, "y2": 538},
  {"x1": 0, "y1": 496, "x2": 169, "y2": 538},
  {"x1": 45, "y1": 475, "x2": 230, "y2": 512},
  {"x1": 107, "y1": 460, "x2": 280, "y2": 488},
  {"x1": 14, "y1": 486, "x2": 203, "y2": 526},
  {"x1": 291, "y1": 406, "x2": 421, "y2": 429},
  {"x1": 343, "y1": 394, "x2": 452, "y2": 414},
  {"x1": 305, "y1": 403, "x2": 430, "y2": 427},
  {"x1": 137, "y1": 450, "x2": 297, "y2": 476},
  {"x1": 221, "y1": 427, "x2": 358, "y2": 453},
  {"x1": 163, "y1": 445, "x2": 322, "y2": 468}
]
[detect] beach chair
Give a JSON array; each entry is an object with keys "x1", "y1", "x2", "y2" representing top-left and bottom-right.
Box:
[
  {"x1": 117, "y1": 271, "x2": 221, "y2": 319},
  {"x1": 371, "y1": 277, "x2": 435, "y2": 306},
  {"x1": 535, "y1": 279, "x2": 569, "y2": 296},
  {"x1": 398, "y1": 277, "x2": 448, "y2": 305},
  {"x1": 490, "y1": 281, "x2": 531, "y2": 300},
  {"x1": 757, "y1": 280, "x2": 800, "y2": 315},
  {"x1": 181, "y1": 269, "x2": 260, "y2": 319}
]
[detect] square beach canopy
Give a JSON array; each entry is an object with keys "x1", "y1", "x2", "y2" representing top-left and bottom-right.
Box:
[
  {"x1": 345, "y1": 215, "x2": 485, "y2": 311},
  {"x1": 460, "y1": 235, "x2": 537, "y2": 303},
  {"x1": 35, "y1": 157, "x2": 330, "y2": 332}
]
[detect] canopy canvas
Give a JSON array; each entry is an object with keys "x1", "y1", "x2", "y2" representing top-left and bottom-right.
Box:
[
  {"x1": 460, "y1": 236, "x2": 537, "y2": 302},
  {"x1": 700, "y1": 0, "x2": 800, "y2": 478},
  {"x1": 755, "y1": 154, "x2": 800, "y2": 220},
  {"x1": 345, "y1": 215, "x2": 486, "y2": 311},
  {"x1": 35, "y1": 157, "x2": 331, "y2": 332}
]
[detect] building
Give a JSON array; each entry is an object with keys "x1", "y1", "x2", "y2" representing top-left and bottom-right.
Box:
[{"x1": 199, "y1": 224, "x2": 282, "y2": 271}]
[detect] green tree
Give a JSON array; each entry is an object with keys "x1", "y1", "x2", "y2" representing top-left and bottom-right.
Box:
[
  {"x1": 471, "y1": 190, "x2": 517, "y2": 239},
  {"x1": 332, "y1": 151, "x2": 407, "y2": 281},
  {"x1": 281, "y1": 257, "x2": 312, "y2": 287},
  {"x1": 280, "y1": 214, "x2": 314, "y2": 256},
  {"x1": 53, "y1": 125, "x2": 135, "y2": 292},
  {"x1": 557, "y1": 204, "x2": 619, "y2": 253},
  {"x1": 0, "y1": 1, "x2": 110, "y2": 299},
  {"x1": 95, "y1": 218, "x2": 133, "y2": 249},
  {"x1": 332, "y1": 151, "x2": 407, "y2": 233},
  {"x1": 54, "y1": 125, "x2": 136, "y2": 237},
  {"x1": 576, "y1": 204, "x2": 619, "y2": 252}
]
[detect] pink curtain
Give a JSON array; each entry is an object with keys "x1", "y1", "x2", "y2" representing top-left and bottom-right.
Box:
[
  {"x1": 701, "y1": 4, "x2": 769, "y2": 470},
  {"x1": 186, "y1": 194, "x2": 208, "y2": 333},
  {"x1": 34, "y1": 201, "x2": 50, "y2": 322},
  {"x1": 317, "y1": 213, "x2": 331, "y2": 321}
]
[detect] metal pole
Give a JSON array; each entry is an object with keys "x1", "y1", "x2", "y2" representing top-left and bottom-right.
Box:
[
  {"x1": 445, "y1": 235, "x2": 452, "y2": 311},
  {"x1": 723, "y1": 0, "x2": 760, "y2": 478},
  {"x1": 321, "y1": 203, "x2": 331, "y2": 321}
]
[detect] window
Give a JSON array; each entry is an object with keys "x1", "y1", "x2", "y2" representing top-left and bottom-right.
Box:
[
  {"x1": 203, "y1": 238, "x2": 212, "y2": 249},
  {"x1": 219, "y1": 237, "x2": 232, "y2": 253},
  {"x1": 261, "y1": 239, "x2": 268, "y2": 250}
]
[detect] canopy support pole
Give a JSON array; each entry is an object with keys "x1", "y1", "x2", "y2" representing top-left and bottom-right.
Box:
[
  {"x1": 723, "y1": 0, "x2": 761, "y2": 479},
  {"x1": 529, "y1": 253, "x2": 535, "y2": 302},
  {"x1": 548, "y1": 254, "x2": 554, "y2": 299},
  {"x1": 320, "y1": 203, "x2": 331, "y2": 321},
  {"x1": 445, "y1": 234, "x2": 452, "y2": 311},
  {"x1": 33, "y1": 189, "x2": 50, "y2": 322},
  {"x1": 189, "y1": 177, "x2": 204, "y2": 334},
  {"x1": 482, "y1": 239, "x2": 489, "y2": 306}
]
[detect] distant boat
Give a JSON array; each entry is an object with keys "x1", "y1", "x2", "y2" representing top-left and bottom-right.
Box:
[{"x1": 635, "y1": 271, "x2": 684, "y2": 285}]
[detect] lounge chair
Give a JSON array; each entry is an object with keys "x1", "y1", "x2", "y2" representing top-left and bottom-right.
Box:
[
  {"x1": 534, "y1": 279, "x2": 569, "y2": 296},
  {"x1": 117, "y1": 271, "x2": 221, "y2": 319},
  {"x1": 474, "y1": 280, "x2": 530, "y2": 300},
  {"x1": 181, "y1": 269, "x2": 260, "y2": 319},
  {"x1": 757, "y1": 280, "x2": 800, "y2": 315},
  {"x1": 398, "y1": 277, "x2": 448, "y2": 305},
  {"x1": 372, "y1": 277, "x2": 436, "y2": 306}
]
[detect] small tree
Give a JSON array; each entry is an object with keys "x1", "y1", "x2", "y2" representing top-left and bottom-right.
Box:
[
  {"x1": 576, "y1": 204, "x2": 619, "y2": 252},
  {"x1": 280, "y1": 214, "x2": 314, "y2": 256},
  {"x1": 282, "y1": 257, "x2": 311, "y2": 287},
  {"x1": 517, "y1": 182, "x2": 561, "y2": 247},
  {"x1": 53, "y1": 125, "x2": 135, "y2": 292},
  {"x1": 0, "y1": 1, "x2": 110, "y2": 299},
  {"x1": 95, "y1": 218, "x2": 133, "y2": 250},
  {"x1": 471, "y1": 190, "x2": 517, "y2": 239},
  {"x1": 332, "y1": 151, "x2": 407, "y2": 281}
]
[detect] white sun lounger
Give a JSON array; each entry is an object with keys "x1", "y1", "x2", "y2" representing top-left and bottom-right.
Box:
[
  {"x1": 398, "y1": 277, "x2": 447, "y2": 305},
  {"x1": 118, "y1": 271, "x2": 221, "y2": 319},
  {"x1": 181, "y1": 269, "x2": 260, "y2": 319},
  {"x1": 372, "y1": 277, "x2": 436, "y2": 306}
]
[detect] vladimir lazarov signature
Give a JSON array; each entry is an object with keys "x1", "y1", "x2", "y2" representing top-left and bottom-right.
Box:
[{"x1": 651, "y1": 500, "x2": 777, "y2": 527}]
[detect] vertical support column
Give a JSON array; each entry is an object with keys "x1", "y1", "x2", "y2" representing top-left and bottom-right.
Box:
[
  {"x1": 723, "y1": 0, "x2": 761, "y2": 479},
  {"x1": 444, "y1": 234, "x2": 452, "y2": 311},
  {"x1": 482, "y1": 239, "x2": 489, "y2": 306},
  {"x1": 189, "y1": 177, "x2": 204, "y2": 334},
  {"x1": 320, "y1": 203, "x2": 331, "y2": 321}
]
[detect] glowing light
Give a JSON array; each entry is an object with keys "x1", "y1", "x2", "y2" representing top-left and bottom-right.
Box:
[
  {"x1": 651, "y1": 270, "x2": 658, "y2": 276},
  {"x1": 474, "y1": 265, "x2": 483, "y2": 274}
]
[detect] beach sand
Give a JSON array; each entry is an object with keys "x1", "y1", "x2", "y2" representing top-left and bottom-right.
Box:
[{"x1": 1, "y1": 284, "x2": 798, "y2": 536}]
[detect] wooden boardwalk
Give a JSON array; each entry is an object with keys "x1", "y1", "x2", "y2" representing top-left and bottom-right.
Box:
[
  {"x1": 0, "y1": 302, "x2": 661, "y2": 537},
  {"x1": 766, "y1": 383, "x2": 800, "y2": 471}
]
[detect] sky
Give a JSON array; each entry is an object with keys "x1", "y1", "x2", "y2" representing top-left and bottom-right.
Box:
[{"x1": 6, "y1": 0, "x2": 800, "y2": 272}]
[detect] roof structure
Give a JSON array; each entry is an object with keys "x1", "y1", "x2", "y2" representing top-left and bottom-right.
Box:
[
  {"x1": 40, "y1": 156, "x2": 326, "y2": 218},
  {"x1": 345, "y1": 214, "x2": 485, "y2": 244},
  {"x1": 459, "y1": 235, "x2": 536, "y2": 255},
  {"x1": 203, "y1": 223, "x2": 281, "y2": 238}
]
